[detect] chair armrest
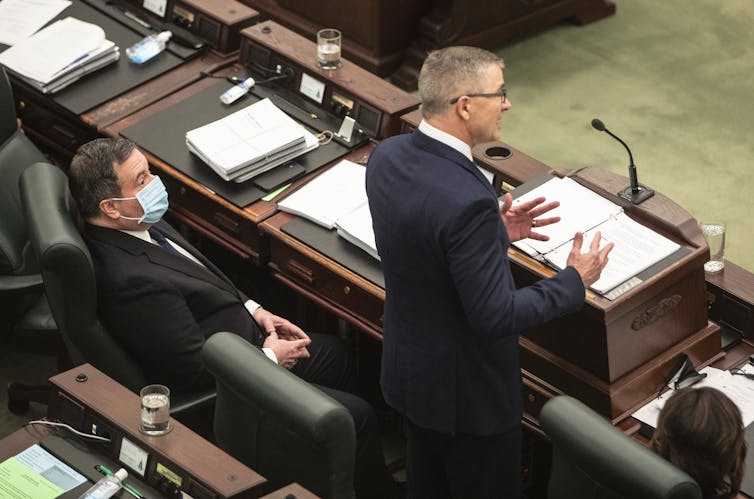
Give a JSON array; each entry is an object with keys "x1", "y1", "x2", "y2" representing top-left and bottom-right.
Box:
[
  {"x1": 0, "y1": 273, "x2": 44, "y2": 295},
  {"x1": 171, "y1": 388, "x2": 216, "y2": 417}
]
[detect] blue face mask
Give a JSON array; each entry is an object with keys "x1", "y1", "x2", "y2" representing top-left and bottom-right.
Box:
[{"x1": 111, "y1": 176, "x2": 169, "y2": 224}]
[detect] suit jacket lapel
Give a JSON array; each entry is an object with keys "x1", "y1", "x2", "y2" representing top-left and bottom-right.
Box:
[
  {"x1": 152, "y1": 221, "x2": 239, "y2": 291},
  {"x1": 412, "y1": 130, "x2": 497, "y2": 199},
  {"x1": 86, "y1": 224, "x2": 238, "y2": 296}
]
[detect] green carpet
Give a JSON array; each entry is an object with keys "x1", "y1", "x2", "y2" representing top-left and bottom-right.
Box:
[{"x1": 496, "y1": 0, "x2": 754, "y2": 272}]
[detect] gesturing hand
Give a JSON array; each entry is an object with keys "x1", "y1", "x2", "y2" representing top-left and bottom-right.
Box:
[
  {"x1": 499, "y1": 193, "x2": 561, "y2": 242},
  {"x1": 566, "y1": 231, "x2": 614, "y2": 288}
]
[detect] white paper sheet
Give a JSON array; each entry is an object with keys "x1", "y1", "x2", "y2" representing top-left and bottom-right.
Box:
[
  {"x1": 277, "y1": 160, "x2": 367, "y2": 229},
  {"x1": 0, "y1": 17, "x2": 106, "y2": 84},
  {"x1": 632, "y1": 366, "x2": 754, "y2": 429},
  {"x1": 0, "y1": 0, "x2": 71, "y2": 46}
]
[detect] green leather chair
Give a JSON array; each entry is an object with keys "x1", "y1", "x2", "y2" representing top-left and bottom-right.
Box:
[
  {"x1": 19, "y1": 162, "x2": 214, "y2": 418},
  {"x1": 203, "y1": 332, "x2": 357, "y2": 499},
  {"x1": 0, "y1": 66, "x2": 59, "y2": 412},
  {"x1": 540, "y1": 395, "x2": 702, "y2": 499}
]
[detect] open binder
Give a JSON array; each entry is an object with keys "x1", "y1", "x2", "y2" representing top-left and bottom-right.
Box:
[
  {"x1": 511, "y1": 175, "x2": 681, "y2": 295},
  {"x1": 277, "y1": 159, "x2": 380, "y2": 260}
]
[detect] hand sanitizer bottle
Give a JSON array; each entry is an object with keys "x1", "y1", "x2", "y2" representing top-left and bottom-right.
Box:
[
  {"x1": 79, "y1": 468, "x2": 128, "y2": 499},
  {"x1": 126, "y1": 31, "x2": 172, "y2": 64}
]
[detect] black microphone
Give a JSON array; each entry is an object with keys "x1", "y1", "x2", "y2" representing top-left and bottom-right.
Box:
[{"x1": 591, "y1": 118, "x2": 654, "y2": 204}]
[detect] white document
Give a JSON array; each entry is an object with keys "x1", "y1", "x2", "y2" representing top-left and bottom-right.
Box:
[
  {"x1": 336, "y1": 201, "x2": 380, "y2": 260},
  {"x1": 512, "y1": 176, "x2": 622, "y2": 255},
  {"x1": 632, "y1": 366, "x2": 754, "y2": 429},
  {"x1": 511, "y1": 176, "x2": 680, "y2": 296},
  {"x1": 0, "y1": 17, "x2": 107, "y2": 84},
  {"x1": 277, "y1": 160, "x2": 367, "y2": 229},
  {"x1": 186, "y1": 98, "x2": 308, "y2": 180},
  {"x1": 545, "y1": 212, "x2": 680, "y2": 294},
  {"x1": 0, "y1": 444, "x2": 87, "y2": 498},
  {"x1": 0, "y1": 0, "x2": 71, "y2": 46}
]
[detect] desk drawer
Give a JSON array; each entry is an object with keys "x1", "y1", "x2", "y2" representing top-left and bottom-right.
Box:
[
  {"x1": 269, "y1": 238, "x2": 383, "y2": 339},
  {"x1": 15, "y1": 91, "x2": 99, "y2": 159},
  {"x1": 161, "y1": 174, "x2": 262, "y2": 261}
]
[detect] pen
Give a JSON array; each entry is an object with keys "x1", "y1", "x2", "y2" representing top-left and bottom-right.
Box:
[{"x1": 124, "y1": 11, "x2": 153, "y2": 30}]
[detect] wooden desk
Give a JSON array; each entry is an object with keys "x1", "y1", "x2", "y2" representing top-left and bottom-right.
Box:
[
  {"x1": 104, "y1": 20, "x2": 417, "y2": 263},
  {"x1": 260, "y1": 160, "x2": 724, "y2": 421},
  {"x1": 10, "y1": 0, "x2": 252, "y2": 163}
]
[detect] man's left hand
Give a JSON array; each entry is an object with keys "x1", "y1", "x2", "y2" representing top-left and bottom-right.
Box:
[
  {"x1": 499, "y1": 193, "x2": 560, "y2": 242},
  {"x1": 252, "y1": 308, "x2": 310, "y2": 341}
]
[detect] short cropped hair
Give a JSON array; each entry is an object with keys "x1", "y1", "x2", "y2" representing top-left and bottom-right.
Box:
[
  {"x1": 651, "y1": 387, "x2": 746, "y2": 499},
  {"x1": 68, "y1": 138, "x2": 136, "y2": 219},
  {"x1": 418, "y1": 46, "x2": 504, "y2": 119}
]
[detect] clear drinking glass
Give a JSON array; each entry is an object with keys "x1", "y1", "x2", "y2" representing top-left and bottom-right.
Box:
[
  {"x1": 139, "y1": 384, "x2": 172, "y2": 436},
  {"x1": 317, "y1": 28, "x2": 341, "y2": 69},
  {"x1": 700, "y1": 222, "x2": 725, "y2": 273}
]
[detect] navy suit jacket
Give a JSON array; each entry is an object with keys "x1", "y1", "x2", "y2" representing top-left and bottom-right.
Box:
[
  {"x1": 366, "y1": 130, "x2": 585, "y2": 436},
  {"x1": 84, "y1": 220, "x2": 263, "y2": 393}
]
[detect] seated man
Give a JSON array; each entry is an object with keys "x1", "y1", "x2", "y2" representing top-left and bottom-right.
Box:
[
  {"x1": 67, "y1": 137, "x2": 396, "y2": 499},
  {"x1": 651, "y1": 387, "x2": 746, "y2": 499}
]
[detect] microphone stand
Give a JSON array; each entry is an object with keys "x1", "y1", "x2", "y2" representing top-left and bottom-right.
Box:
[{"x1": 593, "y1": 120, "x2": 655, "y2": 204}]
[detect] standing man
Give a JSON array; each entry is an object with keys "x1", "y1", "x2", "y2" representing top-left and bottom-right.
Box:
[{"x1": 366, "y1": 46, "x2": 613, "y2": 498}]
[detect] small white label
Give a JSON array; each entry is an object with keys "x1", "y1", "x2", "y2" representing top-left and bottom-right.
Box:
[
  {"x1": 119, "y1": 437, "x2": 149, "y2": 476},
  {"x1": 299, "y1": 73, "x2": 325, "y2": 104},
  {"x1": 143, "y1": 0, "x2": 167, "y2": 17}
]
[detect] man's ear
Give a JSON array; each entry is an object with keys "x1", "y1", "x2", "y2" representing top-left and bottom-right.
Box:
[
  {"x1": 454, "y1": 97, "x2": 471, "y2": 121},
  {"x1": 99, "y1": 198, "x2": 121, "y2": 220}
]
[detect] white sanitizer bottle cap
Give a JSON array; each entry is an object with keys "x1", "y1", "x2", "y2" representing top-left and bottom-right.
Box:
[
  {"x1": 158, "y1": 31, "x2": 172, "y2": 43},
  {"x1": 114, "y1": 469, "x2": 128, "y2": 481}
]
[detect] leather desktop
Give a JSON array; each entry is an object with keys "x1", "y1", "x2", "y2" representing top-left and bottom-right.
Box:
[
  {"x1": 121, "y1": 80, "x2": 350, "y2": 207},
  {"x1": 281, "y1": 217, "x2": 384, "y2": 288},
  {"x1": 0, "y1": 1, "x2": 189, "y2": 115}
]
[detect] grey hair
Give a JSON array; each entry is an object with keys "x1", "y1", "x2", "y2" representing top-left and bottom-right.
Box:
[
  {"x1": 418, "y1": 46, "x2": 504, "y2": 119},
  {"x1": 68, "y1": 138, "x2": 136, "y2": 219}
]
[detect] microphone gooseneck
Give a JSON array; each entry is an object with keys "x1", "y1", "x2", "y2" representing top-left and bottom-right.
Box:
[{"x1": 591, "y1": 117, "x2": 654, "y2": 204}]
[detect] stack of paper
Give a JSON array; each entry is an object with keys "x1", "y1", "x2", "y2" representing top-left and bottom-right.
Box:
[
  {"x1": 186, "y1": 98, "x2": 319, "y2": 182},
  {"x1": 0, "y1": 17, "x2": 119, "y2": 94},
  {"x1": 336, "y1": 202, "x2": 380, "y2": 261},
  {"x1": 277, "y1": 159, "x2": 380, "y2": 260},
  {"x1": 511, "y1": 176, "x2": 681, "y2": 295}
]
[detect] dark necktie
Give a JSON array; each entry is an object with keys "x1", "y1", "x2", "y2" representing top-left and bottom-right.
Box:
[{"x1": 148, "y1": 227, "x2": 183, "y2": 257}]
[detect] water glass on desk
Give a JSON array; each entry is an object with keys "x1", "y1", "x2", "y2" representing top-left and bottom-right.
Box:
[
  {"x1": 140, "y1": 384, "x2": 172, "y2": 436},
  {"x1": 317, "y1": 28, "x2": 342, "y2": 69},
  {"x1": 700, "y1": 222, "x2": 725, "y2": 273}
]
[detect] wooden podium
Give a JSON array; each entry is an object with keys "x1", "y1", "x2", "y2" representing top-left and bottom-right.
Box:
[{"x1": 506, "y1": 167, "x2": 721, "y2": 423}]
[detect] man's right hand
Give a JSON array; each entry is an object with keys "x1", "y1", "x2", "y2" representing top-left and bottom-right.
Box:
[
  {"x1": 263, "y1": 331, "x2": 311, "y2": 369},
  {"x1": 566, "y1": 231, "x2": 614, "y2": 288}
]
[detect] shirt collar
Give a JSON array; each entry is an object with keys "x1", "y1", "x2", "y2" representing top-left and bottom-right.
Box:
[
  {"x1": 418, "y1": 120, "x2": 494, "y2": 184},
  {"x1": 418, "y1": 120, "x2": 473, "y2": 162},
  {"x1": 120, "y1": 228, "x2": 151, "y2": 243}
]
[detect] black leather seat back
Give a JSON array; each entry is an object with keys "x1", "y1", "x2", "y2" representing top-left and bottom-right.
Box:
[
  {"x1": 203, "y1": 332, "x2": 357, "y2": 499},
  {"x1": 540, "y1": 395, "x2": 702, "y2": 499},
  {"x1": 19, "y1": 162, "x2": 147, "y2": 392}
]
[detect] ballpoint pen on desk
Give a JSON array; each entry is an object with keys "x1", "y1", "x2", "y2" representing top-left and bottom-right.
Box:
[{"x1": 124, "y1": 11, "x2": 153, "y2": 30}]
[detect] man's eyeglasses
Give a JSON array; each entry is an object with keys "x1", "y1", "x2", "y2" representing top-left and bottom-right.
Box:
[{"x1": 449, "y1": 86, "x2": 507, "y2": 105}]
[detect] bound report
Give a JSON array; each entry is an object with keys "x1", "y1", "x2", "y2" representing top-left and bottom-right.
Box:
[
  {"x1": 186, "y1": 98, "x2": 319, "y2": 182},
  {"x1": 0, "y1": 17, "x2": 119, "y2": 94},
  {"x1": 511, "y1": 176, "x2": 680, "y2": 295},
  {"x1": 277, "y1": 160, "x2": 380, "y2": 260}
]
